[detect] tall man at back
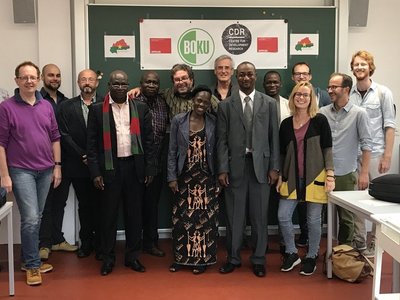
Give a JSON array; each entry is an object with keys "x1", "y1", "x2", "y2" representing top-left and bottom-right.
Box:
[
  {"x1": 212, "y1": 55, "x2": 237, "y2": 101},
  {"x1": 349, "y1": 50, "x2": 396, "y2": 256},
  {"x1": 217, "y1": 61, "x2": 280, "y2": 277}
]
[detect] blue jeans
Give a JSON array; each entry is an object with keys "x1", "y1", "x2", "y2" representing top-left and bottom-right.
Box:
[
  {"x1": 9, "y1": 167, "x2": 53, "y2": 268},
  {"x1": 278, "y1": 199, "x2": 323, "y2": 258}
]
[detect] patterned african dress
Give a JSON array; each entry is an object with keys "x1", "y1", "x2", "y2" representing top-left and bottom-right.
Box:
[{"x1": 172, "y1": 127, "x2": 219, "y2": 267}]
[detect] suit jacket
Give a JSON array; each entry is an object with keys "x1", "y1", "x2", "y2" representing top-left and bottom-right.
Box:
[
  {"x1": 87, "y1": 97, "x2": 156, "y2": 183},
  {"x1": 217, "y1": 90, "x2": 280, "y2": 187},
  {"x1": 57, "y1": 94, "x2": 103, "y2": 178},
  {"x1": 167, "y1": 111, "x2": 216, "y2": 182}
]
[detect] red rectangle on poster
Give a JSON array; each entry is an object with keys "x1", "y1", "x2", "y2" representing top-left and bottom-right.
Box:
[
  {"x1": 150, "y1": 38, "x2": 172, "y2": 54},
  {"x1": 257, "y1": 37, "x2": 278, "y2": 52}
]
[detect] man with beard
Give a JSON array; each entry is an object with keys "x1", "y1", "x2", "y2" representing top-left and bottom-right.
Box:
[
  {"x1": 39, "y1": 64, "x2": 77, "y2": 261},
  {"x1": 135, "y1": 71, "x2": 168, "y2": 257},
  {"x1": 57, "y1": 69, "x2": 103, "y2": 258},
  {"x1": 87, "y1": 70, "x2": 156, "y2": 276},
  {"x1": 349, "y1": 50, "x2": 396, "y2": 257}
]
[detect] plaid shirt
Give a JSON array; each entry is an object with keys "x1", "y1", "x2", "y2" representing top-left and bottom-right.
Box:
[{"x1": 135, "y1": 93, "x2": 168, "y2": 170}]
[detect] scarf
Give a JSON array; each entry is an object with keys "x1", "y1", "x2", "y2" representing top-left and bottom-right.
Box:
[{"x1": 102, "y1": 94, "x2": 143, "y2": 170}]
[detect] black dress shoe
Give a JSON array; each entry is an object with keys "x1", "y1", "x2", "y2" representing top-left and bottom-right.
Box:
[
  {"x1": 77, "y1": 247, "x2": 92, "y2": 258},
  {"x1": 143, "y1": 247, "x2": 165, "y2": 257},
  {"x1": 253, "y1": 264, "x2": 266, "y2": 277},
  {"x1": 125, "y1": 259, "x2": 146, "y2": 272},
  {"x1": 219, "y1": 262, "x2": 241, "y2": 274},
  {"x1": 100, "y1": 262, "x2": 113, "y2": 276}
]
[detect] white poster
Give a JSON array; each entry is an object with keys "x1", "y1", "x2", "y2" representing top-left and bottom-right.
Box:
[
  {"x1": 104, "y1": 35, "x2": 136, "y2": 58},
  {"x1": 140, "y1": 19, "x2": 288, "y2": 70},
  {"x1": 290, "y1": 34, "x2": 319, "y2": 56}
]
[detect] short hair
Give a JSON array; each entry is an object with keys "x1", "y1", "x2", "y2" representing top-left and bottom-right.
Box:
[
  {"x1": 191, "y1": 85, "x2": 212, "y2": 98},
  {"x1": 140, "y1": 70, "x2": 160, "y2": 84},
  {"x1": 263, "y1": 70, "x2": 282, "y2": 82},
  {"x1": 330, "y1": 72, "x2": 353, "y2": 89},
  {"x1": 288, "y1": 82, "x2": 318, "y2": 118},
  {"x1": 170, "y1": 64, "x2": 194, "y2": 83},
  {"x1": 15, "y1": 61, "x2": 40, "y2": 78},
  {"x1": 214, "y1": 54, "x2": 234, "y2": 69},
  {"x1": 350, "y1": 50, "x2": 376, "y2": 76},
  {"x1": 291, "y1": 61, "x2": 311, "y2": 75}
]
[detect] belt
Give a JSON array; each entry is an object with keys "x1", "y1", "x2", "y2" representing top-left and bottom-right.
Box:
[
  {"x1": 117, "y1": 156, "x2": 134, "y2": 161},
  {"x1": 245, "y1": 152, "x2": 253, "y2": 158}
]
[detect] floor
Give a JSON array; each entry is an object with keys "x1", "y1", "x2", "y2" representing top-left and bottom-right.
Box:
[{"x1": 0, "y1": 237, "x2": 394, "y2": 300}]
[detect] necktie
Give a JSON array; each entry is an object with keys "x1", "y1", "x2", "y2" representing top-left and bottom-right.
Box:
[{"x1": 244, "y1": 96, "x2": 253, "y2": 149}]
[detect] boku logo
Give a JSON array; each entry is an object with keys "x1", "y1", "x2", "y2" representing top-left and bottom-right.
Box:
[{"x1": 178, "y1": 28, "x2": 215, "y2": 66}]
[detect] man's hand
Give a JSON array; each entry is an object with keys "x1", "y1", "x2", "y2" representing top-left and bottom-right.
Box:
[
  {"x1": 168, "y1": 180, "x2": 179, "y2": 193},
  {"x1": 1, "y1": 175, "x2": 12, "y2": 193},
  {"x1": 378, "y1": 155, "x2": 391, "y2": 174},
  {"x1": 268, "y1": 170, "x2": 279, "y2": 185},
  {"x1": 218, "y1": 173, "x2": 229, "y2": 187},
  {"x1": 358, "y1": 172, "x2": 369, "y2": 190},
  {"x1": 53, "y1": 166, "x2": 62, "y2": 188},
  {"x1": 128, "y1": 87, "x2": 141, "y2": 98},
  {"x1": 94, "y1": 176, "x2": 104, "y2": 190},
  {"x1": 145, "y1": 176, "x2": 154, "y2": 186}
]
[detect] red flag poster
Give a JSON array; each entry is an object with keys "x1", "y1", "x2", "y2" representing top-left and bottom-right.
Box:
[
  {"x1": 150, "y1": 38, "x2": 172, "y2": 54},
  {"x1": 257, "y1": 37, "x2": 278, "y2": 52}
]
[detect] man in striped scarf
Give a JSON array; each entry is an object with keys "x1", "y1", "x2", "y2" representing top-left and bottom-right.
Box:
[{"x1": 87, "y1": 70, "x2": 156, "y2": 276}]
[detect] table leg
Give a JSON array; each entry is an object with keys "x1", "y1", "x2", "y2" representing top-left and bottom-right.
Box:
[
  {"x1": 393, "y1": 260, "x2": 400, "y2": 293},
  {"x1": 7, "y1": 210, "x2": 14, "y2": 296},
  {"x1": 326, "y1": 201, "x2": 333, "y2": 278},
  {"x1": 372, "y1": 240, "x2": 383, "y2": 300}
]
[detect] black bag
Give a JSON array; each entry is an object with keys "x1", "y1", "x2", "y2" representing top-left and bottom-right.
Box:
[{"x1": 368, "y1": 174, "x2": 400, "y2": 203}]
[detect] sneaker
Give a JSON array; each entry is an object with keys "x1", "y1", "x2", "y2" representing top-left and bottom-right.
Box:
[
  {"x1": 39, "y1": 247, "x2": 51, "y2": 261},
  {"x1": 26, "y1": 268, "x2": 42, "y2": 286},
  {"x1": 51, "y1": 241, "x2": 78, "y2": 252},
  {"x1": 362, "y1": 240, "x2": 375, "y2": 258},
  {"x1": 299, "y1": 257, "x2": 317, "y2": 276},
  {"x1": 21, "y1": 263, "x2": 53, "y2": 273},
  {"x1": 281, "y1": 253, "x2": 301, "y2": 272}
]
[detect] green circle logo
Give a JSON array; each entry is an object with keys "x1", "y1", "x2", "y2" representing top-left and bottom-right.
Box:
[{"x1": 178, "y1": 28, "x2": 215, "y2": 66}]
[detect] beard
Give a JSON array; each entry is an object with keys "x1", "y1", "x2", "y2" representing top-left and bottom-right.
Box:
[
  {"x1": 83, "y1": 86, "x2": 93, "y2": 94},
  {"x1": 44, "y1": 81, "x2": 60, "y2": 91}
]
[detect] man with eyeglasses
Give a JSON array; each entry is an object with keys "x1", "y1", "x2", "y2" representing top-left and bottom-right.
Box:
[
  {"x1": 56, "y1": 69, "x2": 103, "y2": 259},
  {"x1": 0, "y1": 61, "x2": 61, "y2": 285},
  {"x1": 290, "y1": 61, "x2": 331, "y2": 249},
  {"x1": 87, "y1": 70, "x2": 156, "y2": 276},
  {"x1": 349, "y1": 50, "x2": 396, "y2": 257},
  {"x1": 39, "y1": 64, "x2": 77, "y2": 261},
  {"x1": 320, "y1": 73, "x2": 372, "y2": 247}
]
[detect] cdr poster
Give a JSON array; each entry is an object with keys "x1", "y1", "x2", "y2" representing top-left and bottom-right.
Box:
[{"x1": 140, "y1": 19, "x2": 288, "y2": 70}]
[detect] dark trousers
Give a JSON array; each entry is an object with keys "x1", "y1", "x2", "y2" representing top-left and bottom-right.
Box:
[
  {"x1": 101, "y1": 158, "x2": 144, "y2": 265},
  {"x1": 39, "y1": 178, "x2": 70, "y2": 248}
]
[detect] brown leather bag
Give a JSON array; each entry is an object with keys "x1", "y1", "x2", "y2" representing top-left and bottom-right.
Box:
[{"x1": 331, "y1": 244, "x2": 374, "y2": 283}]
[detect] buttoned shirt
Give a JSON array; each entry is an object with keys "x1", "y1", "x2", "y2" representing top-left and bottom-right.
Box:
[
  {"x1": 80, "y1": 94, "x2": 97, "y2": 126},
  {"x1": 320, "y1": 101, "x2": 372, "y2": 176},
  {"x1": 109, "y1": 95, "x2": 131, "y2": 158},
  {"x1": 349, "y1": 80, "x2": 396, "y2": 157}
]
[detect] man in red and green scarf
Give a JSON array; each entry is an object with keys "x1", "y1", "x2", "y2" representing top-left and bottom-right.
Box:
[{"x1": 87, "y1": 70, "x2": 156, "y2": 276}]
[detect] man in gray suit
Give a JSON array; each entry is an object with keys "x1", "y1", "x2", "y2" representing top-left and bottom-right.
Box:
[{"x1": 217, "y1": 61, "x2": 280, "y2": 277}]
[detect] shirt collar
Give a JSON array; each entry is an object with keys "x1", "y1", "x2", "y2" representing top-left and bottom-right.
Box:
[
  {"x1": 108, "y1": 93, "x2": 128, "y2": 105},
  {"x1": 14, "y1": 88, "x2": 43, "y2": 105},
  {"x1": 239, "y1": 89, "x2": 255, "y2": 103}
]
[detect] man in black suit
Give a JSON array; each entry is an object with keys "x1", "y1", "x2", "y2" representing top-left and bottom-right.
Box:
[
  {"x1": 87, "y1": 70, "x2": 156, "y2": 276},
  {"x1": 217, "y1": 61, "x2": 280, "y2": 277},
  {"x1": 57, "y1": 69, "x2": 103, "y2": 258}
]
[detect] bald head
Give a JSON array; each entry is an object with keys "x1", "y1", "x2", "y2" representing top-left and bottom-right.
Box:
[
  {"x1": 41, "y1": 63, "x2": 61, "y2": 92},
  {"x1": 77, "y1": 69, "x2": 99, "y2": 97},
  {"x1": 108, "y1": 70, "x2": 129, "y2": 103}
]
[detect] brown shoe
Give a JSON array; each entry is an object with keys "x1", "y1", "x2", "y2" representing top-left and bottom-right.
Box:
[
  {"x1": 39, "y1": 247, "x2": 51, "y2": 261},
  {"x1": 22, "y1": 263, "x2": 53, "y2": 273},
  {"x1": 51, "y1": 241, "x2": 78, "y2": 252},
  {"x1": 26, "y1": 268, "x2": 42, "y2": 286}
]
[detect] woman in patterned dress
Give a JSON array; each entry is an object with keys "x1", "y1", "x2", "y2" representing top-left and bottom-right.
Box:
[{"x1": 167, "y1": 85, "x2": 219, "y2": 274}]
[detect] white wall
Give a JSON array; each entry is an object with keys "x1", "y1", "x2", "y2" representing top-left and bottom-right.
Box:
[{"x1": 0, "y1": 0, "x2": 399, "y2": 244}]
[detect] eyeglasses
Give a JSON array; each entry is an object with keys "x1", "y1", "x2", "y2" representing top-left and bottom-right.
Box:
[
  {"x1": 293, "y1": 72, "x2": 310, "y2": 77},
  {"x1": 173, "y1": 76, "x2": 190, "y2": 83},
  {"x1": 326, "y1": 85, "x2": 343, "y2": 91},
  {"x1": 79, "y1": 77, "x2": 97, "y2": 83},
  {"x1": 294, "y1": 92, "x2": 310, "y2": 98},
  {"x1": 111, "y1": 83, "x2": 129, "y2": 89},
  {"x1": 17, "y1": 76, "x2": 39, "y2": 82}
]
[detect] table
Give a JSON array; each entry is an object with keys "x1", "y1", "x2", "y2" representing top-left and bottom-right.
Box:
[
  {"x1": 326, "y1": 190, "x2": 400, "y2": 294},
  {"x1": 371, "y1": 214, "x2": 400, "y2": 300},
  {"x1": 0, "y1": 202, "x2": 14, "y2": 296}
]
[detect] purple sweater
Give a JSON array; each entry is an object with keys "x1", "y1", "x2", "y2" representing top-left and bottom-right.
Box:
[{"x1": 0, "y1": 90, "x2": 60, "y2": 171}]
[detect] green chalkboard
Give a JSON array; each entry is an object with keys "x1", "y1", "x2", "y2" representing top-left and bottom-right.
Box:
[{"x1": 88, "y1": 5, "x2": 336, "y2": 228}]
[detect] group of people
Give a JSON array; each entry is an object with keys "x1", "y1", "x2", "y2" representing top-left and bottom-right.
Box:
[{"x1": 0, "y1": 49, "x2": 396, "y2": 286}]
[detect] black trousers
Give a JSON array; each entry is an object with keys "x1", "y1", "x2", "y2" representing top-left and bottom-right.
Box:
[{"x1": 101, "y1": 158, "x2": 144, "y2": 265}]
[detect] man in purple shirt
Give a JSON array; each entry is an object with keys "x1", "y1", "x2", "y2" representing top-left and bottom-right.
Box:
[{"x1": 0, "y1": 61, "x2": 61, "y2": 286}]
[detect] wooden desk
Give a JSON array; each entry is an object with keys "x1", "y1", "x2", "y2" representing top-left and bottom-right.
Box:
[
  {"x1": 371, "y1": 214, "x2": 400, "y2": 300},
  {"x1": 0, "y1": 202, "x2": 14, "y2": 296},
  {"x1": 326, "y1": 191, "x2": 400, "y2": 295}
]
